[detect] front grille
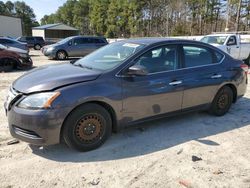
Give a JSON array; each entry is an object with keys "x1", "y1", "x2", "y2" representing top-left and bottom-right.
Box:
[{"x1": 13, "y1": 125, "x2": 42, "y2": 139}]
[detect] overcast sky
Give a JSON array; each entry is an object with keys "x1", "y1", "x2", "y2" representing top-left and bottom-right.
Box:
[{"x1": 2, "y1": 0, "x2": 67, "y2": 22}]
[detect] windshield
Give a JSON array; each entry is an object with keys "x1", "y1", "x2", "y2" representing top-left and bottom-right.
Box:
[
  {"x1": 57, "y1": 37, "x2": 71, "y2": 44},
  {"x1": 74, "y1": 42, "x2": 145, "y2": 71},
  {"x1": 200, "y1": 36, "x2": 227, "y2": 45}
]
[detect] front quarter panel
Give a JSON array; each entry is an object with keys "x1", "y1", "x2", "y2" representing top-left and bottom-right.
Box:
[{"x1": 55, "y1": 74, "x2": 123, "y2": 127}]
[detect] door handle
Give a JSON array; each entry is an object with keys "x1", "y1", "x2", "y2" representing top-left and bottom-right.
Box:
[
  {"x1": 169, "y1": 80, "x2": 182, "y2": 86},
  {"x1": 211, "y1": 74, "x2": 222, "y2": 79}
]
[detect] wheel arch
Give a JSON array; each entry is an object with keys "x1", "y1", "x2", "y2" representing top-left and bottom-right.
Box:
[
  {"x1": 60, "y1": 100, "x2": 118, "y2": 143},
  {"x1": 219, "y1": 83, "x2": 237, "y2": 103},
  {"x1": 0, "y1": 57, "x2": 19, "y2": 68}
]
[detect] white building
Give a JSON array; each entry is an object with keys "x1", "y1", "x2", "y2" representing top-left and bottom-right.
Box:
[{"x1": 0, "y1": 15, "x2": 22, "y2": 38}]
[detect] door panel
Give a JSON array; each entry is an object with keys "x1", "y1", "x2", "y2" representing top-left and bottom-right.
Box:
[
  {"x1": 68, "y1": 39, "x2": 81, "y2": 56},
  {"x1": 181, "y1": 66, "x2": 224, "y2": 109},
  {"x1": 122, "y1": 72, "x2": 184, "y2": 122},
  {"x1": 181, "y1": 45, "x2": 225, "y2": 109},
  {"x1": 226, "y1": 36, "x2": 240, "y2": 59},
  {"x1": 121, "y1": 45, "x2": 184, "y2": 123}
]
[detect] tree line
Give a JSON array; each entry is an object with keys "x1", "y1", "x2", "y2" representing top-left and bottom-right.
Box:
[
  {"x1": 1, "y1": 0, "x2": 250, "y2": 37},
  {"x1": 41, "y1": 0, "x2": 250, "y2": 38}
]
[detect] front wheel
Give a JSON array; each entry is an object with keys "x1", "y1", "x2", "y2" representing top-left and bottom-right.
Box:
[
  {"x1": 56, "y1": 50, "x2": 67, "y2": 60},
  {"x1": 63, "y1": 104, "x2": 112, "y2": 151},
  {"x1": 209, "y1": 86, "x2": 233, "y2": 116},
  {"x1": 34, "y1": 44, "x2": 41, "y2": 50}
]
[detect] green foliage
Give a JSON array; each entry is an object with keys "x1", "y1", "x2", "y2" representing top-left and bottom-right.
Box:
[{"x1": 40, "y1": 0, "x2": 250, "y2": 37}]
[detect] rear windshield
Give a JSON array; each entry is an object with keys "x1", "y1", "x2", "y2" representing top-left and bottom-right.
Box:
[{"x1": 200, "y1": 36, "x2": 227, "y2": 45}]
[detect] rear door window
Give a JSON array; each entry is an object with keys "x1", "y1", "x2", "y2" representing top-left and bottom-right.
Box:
[
  {"x1": 93, "y1": 38, "x2": 106, "y2": 44},
  {"x1": 183, "y1": 45, "x2": 214, "y2": 68},
  {"x1": 73, "y1": 38, "x2": 91, "y2": 45},
  {"x1": 26, "y1": 37, "x2": 34, "y2": 41}
]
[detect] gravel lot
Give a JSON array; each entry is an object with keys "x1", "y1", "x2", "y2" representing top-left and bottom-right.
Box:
[{"x1": 0, "y1": 50, "x2": 250, "y2": 188}]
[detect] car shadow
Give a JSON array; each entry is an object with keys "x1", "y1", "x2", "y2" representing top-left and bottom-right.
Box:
[{"x1": 31, "y1": 96, "x2": 250, "y2": 163}]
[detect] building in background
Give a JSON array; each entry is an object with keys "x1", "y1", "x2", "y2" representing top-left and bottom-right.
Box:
[
  {"x1": 32, "y1": 23, "x2": 79, "y2": 41},
  {"x1": 0, "y1": 15, "x2": 22, "y2": 38}
]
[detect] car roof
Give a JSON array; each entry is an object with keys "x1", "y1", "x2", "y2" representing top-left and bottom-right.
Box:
[
  {"x1": 71, "y1": 35, "x2": 106, "y2": 39},
  {"x1": 120, "y1": 37, "x2": 205, "y2": 46},
  {"x1": 205, "y1": 34, "x2": 232, "y2": 37}
]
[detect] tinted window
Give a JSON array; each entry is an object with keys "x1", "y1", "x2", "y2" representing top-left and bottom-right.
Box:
[
  {"x1": 183, "y1": 45, "x2": 213, "y2": 68},
  {"x1": 94, "y1": 38, "x2": 106, "y2": 44},
  {"x1": 73, "y1": 38, "x2": 89, "y2": 45},
  {"x1": 215, "y1": 51, "x2": 224, "y2": 63},
  {"x1": 135, "y1": 45, "x2": 178, "y2": 73},
  {"x1": 26, "y1": 37, "x2": 34, "y2": 42},
  {"x1": 35, "y1": 37, "x2": 44, "y2": 41}
]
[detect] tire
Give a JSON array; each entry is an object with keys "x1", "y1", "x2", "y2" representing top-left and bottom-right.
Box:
[
  {"x1": 56, "y1": 50, "x2": 67, "y2": 60},
  {"x1": 209, "y1": 86, "x2": 233, "y2": 116},
  {"x1": 63, "y1": 104, "x2": 112, "y2": 151},
  {"x1": 0, "y1": 58, "x2": 14, "y2": 72},
  {"x1": 34, "y1": 44, "x2": 41, "y2": 50}
]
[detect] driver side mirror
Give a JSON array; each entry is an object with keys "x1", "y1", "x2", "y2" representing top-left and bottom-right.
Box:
[
  {"x1": 127, "y1": 65, "x2": 148, "y2": 76},
  {"x1": 68, "y1": 40, "x2": 72, "y2": 46}
]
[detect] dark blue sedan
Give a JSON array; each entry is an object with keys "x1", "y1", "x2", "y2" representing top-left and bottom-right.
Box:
[{"x1": 5, "y1": 38, "x2": 248, "y2": 151}]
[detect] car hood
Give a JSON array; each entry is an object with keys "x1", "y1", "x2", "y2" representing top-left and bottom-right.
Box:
[
  {"x1": 7, "y1": 46, "x2": 28, "y2": 54},
  {"x1": 43, "y1": 43, "x2": 60, "y2": 49},
  {"x1": 13, "y1": 63, "x2": 101, "y2": 94}
]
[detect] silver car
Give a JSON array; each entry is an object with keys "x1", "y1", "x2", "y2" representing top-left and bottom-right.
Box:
[
  {"x1": 0, "y1": 37, "x2": 29, "y2": 51},
  {"x1": 42, "y1": 36, "x2": 108, "y2": 60}
]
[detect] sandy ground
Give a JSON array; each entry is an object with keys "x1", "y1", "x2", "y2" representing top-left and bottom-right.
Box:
[{"x1": 0, "y1": 50, "x2": 250, "y2": 188}]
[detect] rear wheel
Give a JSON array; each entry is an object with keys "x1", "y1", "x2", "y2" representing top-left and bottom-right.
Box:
[
  {"x1": 34, "y1": 44, "x2": 41, "y2": 50},
  {"x1": 56, "y1": 50, "x2": 67, "y2": 60},
  {"x1": 63, "y1": 104, "x2": 112, "y2": 151},
  {"x1": 0, "y1": 58, "x2": 14, "y2": 72},
  {"x1": 209, "y1": 86, "x2": 233, "y2": 116}
]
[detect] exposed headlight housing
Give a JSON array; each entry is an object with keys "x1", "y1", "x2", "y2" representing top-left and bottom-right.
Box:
[{"x1": 17, "y1": 92, "x2": 60, "y2": 109}]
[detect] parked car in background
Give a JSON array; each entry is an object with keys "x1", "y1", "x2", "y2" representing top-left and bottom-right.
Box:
[
  {"x1": 200, "y1": 33, "x2": 250, "y2": 65},
  {"x1": 17, "y1": 36, "x2": 45, "y2": 50},
  {"x1": 0, "y1": 44, "x2": 32, "y2": 71},
  {"x1": 0, "y1": 37, "x2": 29, "y2": 51},
  {"x1": 5, "y1": 39, "x2": 247, "y2": 151},
  {"x1": 42, "y1": 36, "x2": 108, "y2": 60}
]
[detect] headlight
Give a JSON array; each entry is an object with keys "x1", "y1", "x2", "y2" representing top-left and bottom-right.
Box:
[
  {"x1": 17, "y1": 92, "x2": 60, "y2": 109},
  {"x1": 47, "y1": 47, "x2": 55, "y2": 52},
  {"x1": 19, "y1": 53, "x2": 28, "y2": 58}
]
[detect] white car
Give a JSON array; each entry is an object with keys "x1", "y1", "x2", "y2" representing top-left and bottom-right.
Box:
[{"x1": 200, "y1": 34, "x2": 250, "y2": 65}]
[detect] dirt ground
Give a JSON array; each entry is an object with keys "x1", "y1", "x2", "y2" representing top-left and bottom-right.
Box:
[{"x1": 0, "y1": 50, "x2": 250, "y2": 188}]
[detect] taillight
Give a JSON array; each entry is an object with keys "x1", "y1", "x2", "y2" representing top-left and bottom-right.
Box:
[{"x1": 240, "y1": 63, "x2": 248, "y2": 73}]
